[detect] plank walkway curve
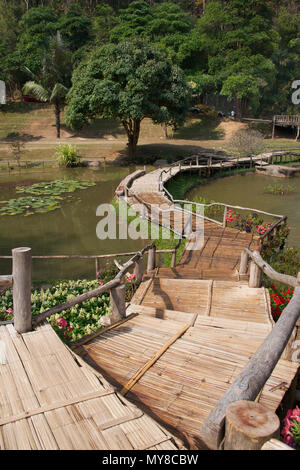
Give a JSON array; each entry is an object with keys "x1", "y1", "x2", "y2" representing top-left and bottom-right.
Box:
[{"x1": 74, "y1": 161, "x2": 299, "y2": 449}]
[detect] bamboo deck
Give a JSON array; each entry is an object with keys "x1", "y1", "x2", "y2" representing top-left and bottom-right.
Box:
[
  {"x1": 0, "y1": 322, "x2": 181, "y2": 450},
  {"x1": 1, "y1": 166, "x2": 298, "y2": 450},
  {"x1": 73, "y1": 167, "x2": 299, "y2": 449}
]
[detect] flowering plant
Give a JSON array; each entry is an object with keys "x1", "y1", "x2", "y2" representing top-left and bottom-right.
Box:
[
  {"x1": 269, "y1": 283, "x2": 294, "y2": 321},
  {"x1": 224, "y1": 209, "x2": 271, "y2": 235},
  {"x1": 96, "y1": 258, "x2": 137, "y2": 302},
  {"x1": 0, "y1": 280, "x2": 111, "y2": 343},
  {"x1": 281, "y1": 406, "x2": 300, "y2": 449}
]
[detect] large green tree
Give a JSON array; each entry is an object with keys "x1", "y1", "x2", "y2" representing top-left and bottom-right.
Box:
[
  {"x1": 66, "y1": 40, "x2": 191, "y2": 158},
  {"x1": 16, "y1": 6, "x2": 58, "y2": 74},
  {"x1": 197, "y1": 0, "x2": 280, "y2": 117}
]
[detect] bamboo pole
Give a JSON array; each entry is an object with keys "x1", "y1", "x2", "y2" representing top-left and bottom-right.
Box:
[{"x1": 12, "y1": 247, "x2": 32, "y2": 334}]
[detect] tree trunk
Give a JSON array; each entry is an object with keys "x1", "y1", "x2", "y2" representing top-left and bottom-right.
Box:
[
  {"x1": 55, "y1": 103, "x2": 61, "y2": 139},
  {"x1": 123, "y1": 118, "x2": 141, "y2": 160},
  {"x1": 236, "y1": 96, "x2": 242, "y2": 120}
]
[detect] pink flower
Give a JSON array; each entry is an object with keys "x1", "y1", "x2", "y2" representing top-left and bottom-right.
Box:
[
  {"x1": 56, "y1": 317, "x2": 68, "y2": 328},
  {"x1": 6, "y1": 308, "x2": 13, "y2": 314},
  {"x1": 98, "y1": 280, "x2": 103, "y2": 286}
]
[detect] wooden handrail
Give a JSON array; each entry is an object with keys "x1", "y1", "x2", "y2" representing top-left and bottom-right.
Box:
[
  {"x1": 158, "y1": 161, "x2": 286, "y2": 238},
  {"x1": 0, "y1": 275, "x2": 13, "y2": 287},
  {"x1": 199, "y1": 278, "x2": 300, "y2": 450},
  {"x1": 245, "y1": 249, "x2": 298, "y2": 287},
  {"x1": 32, "y1": 242, "x2": 156, "y2": 327}
]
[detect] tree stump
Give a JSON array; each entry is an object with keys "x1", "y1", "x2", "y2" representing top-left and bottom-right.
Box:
[{"x1": 224, "y1": 400, "x2": 280, "y2": 450}]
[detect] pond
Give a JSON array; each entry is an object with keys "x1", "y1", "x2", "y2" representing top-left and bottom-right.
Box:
[
  {"x1": 0, "y1": 166, "x2": 148, "y2": 281},
  {"x1": 187, "y1": 172, "x2": 300, "y2": 248}
]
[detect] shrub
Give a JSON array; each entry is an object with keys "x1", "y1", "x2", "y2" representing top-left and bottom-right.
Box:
[
  {"x1": 226, "y1": 128, "x2": 265, "y2": 158},
  {"x1": 56, "y1": 144, "x2": 81, "y2": 167}
]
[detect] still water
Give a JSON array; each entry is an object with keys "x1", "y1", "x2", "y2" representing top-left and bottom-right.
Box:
[
  {"x1": 187, "y1": 172, "x2": 300, "y2": 248},
  {"x1": 0, "y1": 166, "x2": 148, "y2": 280}
]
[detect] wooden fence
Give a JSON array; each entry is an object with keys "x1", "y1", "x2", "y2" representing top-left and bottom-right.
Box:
[
  {"x1": 1, "y1": 245, "x2": 299, "y2": 450},
  {"x1": 0, "y1": 242, "x2": 177, "y2": 333},
  {"x1": 200, "y1": 247, "x2": 300, "y2": 450},
  {"x1": 157, "y1": 155, "x2": 287, "y2": 244}
]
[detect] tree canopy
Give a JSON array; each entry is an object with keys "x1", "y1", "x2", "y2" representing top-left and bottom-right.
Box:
[
  {"x1": 66, "y1": 39, "x2": 191, "y2": 157},
  {"x1": 1, "y1": 0, "x2": 300, "y2": 117}
]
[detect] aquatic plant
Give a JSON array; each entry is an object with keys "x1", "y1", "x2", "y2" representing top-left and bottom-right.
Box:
[
  {"x1": 0, "y1": 179, "x2": 96, "y2": 216},
  {"x1": 265, "y1": 181, "x2": 295, "y2": 195}
]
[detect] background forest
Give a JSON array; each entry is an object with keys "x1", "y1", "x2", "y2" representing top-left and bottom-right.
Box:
[{"x1": 1, "y1": 0, "x2": 300, "y2": 118}]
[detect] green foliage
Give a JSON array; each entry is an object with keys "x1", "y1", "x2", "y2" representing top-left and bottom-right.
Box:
[
  {"x1": 55, "y1": 144, "x2": 81, "y2": 167},
  {"x1": 0, "y1": 280, "x2": 111, "y2": 342},
  {"x1": 0, "y1": 179, "x2": 95, "y2": 216},
  {"x1": 56, "y1": 4, "x2": 91, "y2": 52},
  {"x1": 16, "y1": 7, "x2": 58, "y2": 75},
  {"x1": 22, "y1": 33, "x2": 72, "y2": 137},
  {"x1": 265, "y1": 181, "x2": 296, "y2": 195},
  {"x1": 66, "y1": 39, "x2": 191, "y2": 157},
  {"x1": 2, "y1": 1, "x2": 300, "y2": 117}
]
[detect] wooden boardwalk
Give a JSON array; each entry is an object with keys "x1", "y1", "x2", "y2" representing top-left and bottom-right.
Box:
[
  {"x1": 0, "y1": 322, "x2": 181, "y2": 450},
  {"x1": 73, "y1": 166, "x2": 299, "y2": 449}
]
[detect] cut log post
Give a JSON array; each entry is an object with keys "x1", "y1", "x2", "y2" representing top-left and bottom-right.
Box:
[
  {"x1": 224, "y1": 401, "x2": 280, "y2": 450},
  {"x1": 147, "y1": 246, "x2": 156, "y2": 272},
  {"x1": 249, "y1": 260, "x2": 262, "y2": 288},
  {"x1": 12, "y1": 247, "x2": 32, "y2": 334},
  {"x1": 239, "y1": 250, "x2": 249, "y2": 275},
  {"x1": 109, "y1": 284, "x2": 126, "y2": 322},
  {"x1": 134, "y1": 258, "x2": 143, "y2": 285}
]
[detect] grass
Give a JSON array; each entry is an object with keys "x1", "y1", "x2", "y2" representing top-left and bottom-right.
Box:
[
  {"x1": 165, "y1": 166, "x2": 256, "y2": 201},
  {"x1": 112, "y1": 197, "x2": 186, "y2": 267}
]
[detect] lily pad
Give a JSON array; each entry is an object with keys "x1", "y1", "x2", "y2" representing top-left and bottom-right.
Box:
[{"x1": 0, "y1": 180, "x2": 96, "y2": 216}]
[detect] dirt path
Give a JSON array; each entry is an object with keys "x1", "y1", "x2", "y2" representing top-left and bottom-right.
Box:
[{"x1": 0, "y1": 118, "x2": 248, "y2": 163}]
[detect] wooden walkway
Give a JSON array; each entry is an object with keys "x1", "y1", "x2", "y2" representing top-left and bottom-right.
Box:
[
  {"x1": 0, "y1": 322, "x2": 181, "y2": 450},
  {"x1": 73, "y1": 166, "x2": 299, "y2": 449}
]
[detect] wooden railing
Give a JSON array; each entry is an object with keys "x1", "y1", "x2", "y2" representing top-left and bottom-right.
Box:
[
  {"x1": 274, "y1": 115, "x2": 300, "y2": 125},
  {"x1": 0, "y1": 243, "x2": 174, "y2": 333},
  {"x1": 0, "y1": 248, "x2": 176, "y2": 277},
  {"x1": 157, "y1": 159, "x2": 287, "y2": 244},
  {"x1": 200, "y1": 248, "x2": 300, "y2": 450}
]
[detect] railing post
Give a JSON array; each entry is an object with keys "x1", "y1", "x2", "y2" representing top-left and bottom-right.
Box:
[
  {"x1": 249, "y1": 258, "x2": 262, "y2": 288},
  {"x1": 239, "y1": 249, "x2": 249, "y2": 275},
  {"x1": 222, "y1": 206, "x2": 228, "y2": 228},
  {"x1": 147, "y1": 246, "x2": 156, "y2": 272},
  {"x1": 109, "y1": 284, "x2": 126, "y2": 322},
  {"x1": 224, "y1": 401, "x2": 280, "y2": 450},
  {"x1": 134, "y1": 258, "x2": 143, "y2": 285},
  {"x1": 171, "y1": 250, "x2": 176, "y2": 268},
  {"x1": 95, "y1": 257, "x2": 99, "y2": 277},
  {"x1": 12, "y1": 247, "x2": 32, "y2": 333}
]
